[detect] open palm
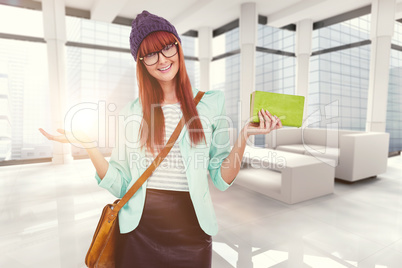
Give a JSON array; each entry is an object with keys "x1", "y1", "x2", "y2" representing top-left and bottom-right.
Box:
[{"x1": 39, "y1": 128, "x2": 94, "y2": 147}]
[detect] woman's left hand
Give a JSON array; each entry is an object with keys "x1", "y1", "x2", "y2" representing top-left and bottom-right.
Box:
[{"x1": 243, "y1": 109, "x2": 283, "y2": 138}]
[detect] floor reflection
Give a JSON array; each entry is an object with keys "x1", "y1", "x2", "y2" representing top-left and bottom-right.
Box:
[{"x1": 0, "y1": 155, "x2": 401, "y2": 267}]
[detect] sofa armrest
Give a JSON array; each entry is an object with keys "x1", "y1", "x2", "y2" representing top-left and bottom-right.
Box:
[{"x1": 338, "y1": 132, "x2": 390, "y2": 181}]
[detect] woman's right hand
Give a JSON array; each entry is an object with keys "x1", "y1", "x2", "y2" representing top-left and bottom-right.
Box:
[{"x1": 39, "y1": 128, "x2": 95, "y2": 148}]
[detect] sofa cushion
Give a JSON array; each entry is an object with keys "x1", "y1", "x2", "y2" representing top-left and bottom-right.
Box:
[
  {"x1": 277, "y1": 144, "x2": 339, "y2": 167},
  {"x1": 276, "y1": 144, "x2": 329, "y2": 154},
  {"x1": 276, "y1": 144, "x2": 307, "y2": 154},
  {"x1": 305, "y1": 147, "x2": 339, "y2": 167}
]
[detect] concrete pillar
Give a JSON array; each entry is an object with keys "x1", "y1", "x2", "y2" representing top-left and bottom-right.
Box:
[
  {"x1": 366, "y1": 0, "x2": 396, "y2": 132},
  {"x1": 42, "y1": 0, "x2": 73, "y2": 164},
  {"x1": 295, "y1": 19, "x2": 313, "y2": 124},
  {"x1": 198, "y1": 27, "x2": 212, "y2": 91},
  {"x1": 239, "y1": 3, "x2": 257, "y2": 133}
]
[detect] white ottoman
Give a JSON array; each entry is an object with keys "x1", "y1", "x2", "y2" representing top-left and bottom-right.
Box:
[{"x1": 235, "y1": 146, "x2": 335, "y2": 204}]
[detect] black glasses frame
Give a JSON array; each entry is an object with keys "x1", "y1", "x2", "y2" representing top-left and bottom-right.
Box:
[{"x1": 139, "y1": 42, "x2": 178, "y2": 66}]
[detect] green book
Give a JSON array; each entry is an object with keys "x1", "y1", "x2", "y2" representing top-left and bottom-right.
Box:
[{"x1": 250, "y1": 91, "x2": 305, "y2": 127}]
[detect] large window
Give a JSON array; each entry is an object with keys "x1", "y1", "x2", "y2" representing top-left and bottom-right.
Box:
[
  {"x1": 308, "y1": 13, "x2": 402, "y2": 153},
  {"x1": 181, "y1": 35, "x2": 200, "y2": 89},
  {"x1": 0, "y1": 5, "x2": 44, "y2": 38},
  {"x1": 309, "y1": 15, "x2": 371, "y2": 131},
  {"x1": 312, "y1": 16, "x2": 370, "y2": 51},
  {"x1": 256, "y1": 24, "x2": 295, "y2": 95},
  {"x1": 0, "y1": 5, "x2": 51, "y2": 162},
  {"x1": 65, "y1": 17, "x2": 136, "y2": 158},
  {"x1": 388, "y1": 22, "x2": 402, "y2": 153}
]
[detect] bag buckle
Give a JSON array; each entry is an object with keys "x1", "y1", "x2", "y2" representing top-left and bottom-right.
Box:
[{"x1": 108, "y1": 213, "x2": 116, "y2": 223}]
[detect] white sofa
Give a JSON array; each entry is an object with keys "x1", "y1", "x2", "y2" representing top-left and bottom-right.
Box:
[{"x1": 265, "y1": 128, "x2": 390, "y2": 182}]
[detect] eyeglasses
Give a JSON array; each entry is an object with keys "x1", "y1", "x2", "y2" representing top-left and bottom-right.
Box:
[{"x1": 139, "y1": 42, "x2": 178, "y2": 66}]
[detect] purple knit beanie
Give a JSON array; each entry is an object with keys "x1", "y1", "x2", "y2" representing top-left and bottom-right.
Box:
[{"x1": 130, "y1": 10, "x2": 181, "y2": 61}]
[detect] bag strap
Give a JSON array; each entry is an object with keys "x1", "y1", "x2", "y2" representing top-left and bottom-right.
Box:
[{"x1": 109, "y1": 90, "x2": 205, "y2": 217}]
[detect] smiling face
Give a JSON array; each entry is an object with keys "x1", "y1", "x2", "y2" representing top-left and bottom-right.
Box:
[
  {"x1": 138, "y1": 31, "x2": 180, "y2": 87},
  {"x1": 143, "y1": 47, "x2": 179, "y2": 85}
]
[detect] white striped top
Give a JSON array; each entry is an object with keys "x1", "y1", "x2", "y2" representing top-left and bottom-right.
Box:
[{"x1": 145, "y1": 103, "x2": 189, "y2": 192}]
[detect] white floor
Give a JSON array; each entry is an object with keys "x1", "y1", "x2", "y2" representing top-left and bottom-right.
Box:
[{"x1": 0, "y1": 155, "x2": 401, "y2": 268}]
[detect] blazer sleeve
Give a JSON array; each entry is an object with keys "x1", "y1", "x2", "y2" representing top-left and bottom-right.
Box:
[
  {"x1": 207, "y1": 91, "x2": 235, "y2": 191},
  {"x1": 94, "y1": 104, "x2": 133, "y2": 198}
]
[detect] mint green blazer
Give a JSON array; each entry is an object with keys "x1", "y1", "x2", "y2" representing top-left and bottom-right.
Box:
[{"x1": 95, "y1": 88, "x2": 233, "y2": 236}]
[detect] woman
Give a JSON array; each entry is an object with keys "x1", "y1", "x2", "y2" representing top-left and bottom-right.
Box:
[{"x1": 40, "y1": 10, "x2": 282, "y2": 268}]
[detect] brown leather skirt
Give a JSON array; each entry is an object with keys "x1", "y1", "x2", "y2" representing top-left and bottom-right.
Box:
[{"x1": 116, "y1": 188, "x2": 212, "y2": 268}]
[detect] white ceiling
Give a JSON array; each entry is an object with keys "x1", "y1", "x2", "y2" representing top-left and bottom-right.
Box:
[{"x1": 30, "y1": 0, "x2": 402, "y2": 34}]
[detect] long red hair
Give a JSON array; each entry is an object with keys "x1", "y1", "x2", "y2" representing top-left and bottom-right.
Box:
[{"x1": 136, "y1": 31, "x2": 205, "y2": 155}]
